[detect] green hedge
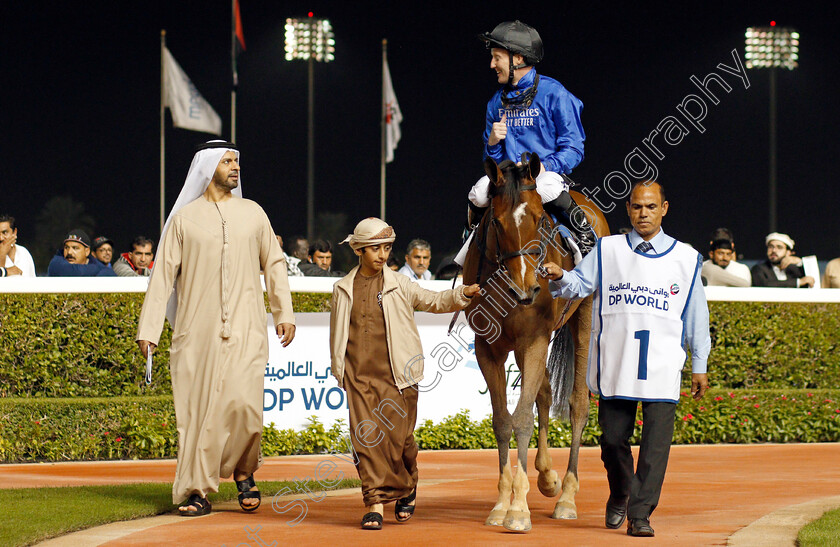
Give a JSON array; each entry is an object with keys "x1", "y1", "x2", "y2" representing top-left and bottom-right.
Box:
[
  {"x1": 0, "y1": 292, "x2": 330, "y2": 398},
  {"x1": 691, "y1": 301, "x2": 840, "y2": 389},
  {"x1": 415, "y1": 389, "x2": 840, "y2": 448},
  {"x1": 1, "y1": 295, "x2": 838, "y2": 395},
  {"x1": 3, "y1": 391, "x2": 839, "y2": 463}
]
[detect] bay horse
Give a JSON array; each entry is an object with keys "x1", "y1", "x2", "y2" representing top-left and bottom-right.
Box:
[{"x1": 462, "y1": 155, "x2": 610, "y2": 532}]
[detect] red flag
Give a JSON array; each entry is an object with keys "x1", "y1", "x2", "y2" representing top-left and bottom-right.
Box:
[{"x1": 234, "y1": 0, "x2": 246, "y2": 50}]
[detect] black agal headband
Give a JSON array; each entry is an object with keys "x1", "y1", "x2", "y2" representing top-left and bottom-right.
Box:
[{"x1": 194, "y1": 140, "x2": 238, "y2": 153}]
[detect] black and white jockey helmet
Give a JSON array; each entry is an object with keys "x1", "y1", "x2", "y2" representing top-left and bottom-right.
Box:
[{"x1": 479, "y1": 20, "x2": 544, "y2": 67}]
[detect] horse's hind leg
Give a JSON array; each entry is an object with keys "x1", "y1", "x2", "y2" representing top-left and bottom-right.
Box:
[
  {"x1": 552, "y1": 303, "x2": 592, "y2": 520},
  {"x1": 536, "y1": 371, "x2": 561, "y2": 498},
  {"x1": 476, "y1": 340, "x2": 514, "y2": 527}
]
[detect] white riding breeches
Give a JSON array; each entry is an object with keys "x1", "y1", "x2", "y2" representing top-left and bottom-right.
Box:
[{"x1": 468, "y1": 171, "x2": 569, "y2": 207}]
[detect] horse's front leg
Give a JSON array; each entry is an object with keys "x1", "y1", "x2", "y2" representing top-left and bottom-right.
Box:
[
  {"x1": 536, "y1": 371, "x2": 561, "y2": 498},
  {"x1": 476, "y1": 339, "x2": 513, "y2": 527},
  {"x1": 552, "y1": 303, "x2": 592, "y2": 520},
  {"x1": 504, "y1": 339, "x2": 549, "y2": 533}
]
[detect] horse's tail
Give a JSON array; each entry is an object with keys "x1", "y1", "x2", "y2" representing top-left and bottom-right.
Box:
[{"x1": 547, "y1": 324, "x2": 576, "y2": 421}]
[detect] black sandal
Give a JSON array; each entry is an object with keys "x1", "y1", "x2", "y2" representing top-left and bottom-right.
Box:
[
  {"x1": 179, "y1": 493, "x2": 211, "y2": 516},
  {"x1": 235, "y1": 475, "x2": 261, "y2": 512},
  {"x1": 361, "y1": 511, "x2": 383, "y2": 530},
  {"x1": 395, "y1": 488, "x2": 416, "y2": 523}
]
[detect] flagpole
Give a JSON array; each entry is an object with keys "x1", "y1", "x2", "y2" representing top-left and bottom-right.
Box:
[
  {"x1": 380, "y1": 39, "x2": 387, "y2": 222},
  {"x1": 230, "y1": 0, "x2": 237, "y2": 143},
  {"x1": 160, "y1": 29, "x2": 166, "y2": 237}
]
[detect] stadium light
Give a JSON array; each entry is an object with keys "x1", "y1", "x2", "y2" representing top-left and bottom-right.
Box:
[
  {"x1": 745, "y1": 25, "x2": 799, "y2": 233},
  {"x1": 745, "y1": 26, "x2": 799, "y2": 70},
  {"x1": 285, "y1": 16, "x2": 335, "y2": 240}
]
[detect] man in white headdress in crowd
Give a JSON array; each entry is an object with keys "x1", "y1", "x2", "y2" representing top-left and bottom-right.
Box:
[{"x1": 136, "y1": 141, "x2": 296, "y2": 516}]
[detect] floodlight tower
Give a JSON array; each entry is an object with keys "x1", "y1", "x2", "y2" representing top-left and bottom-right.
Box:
[
  {"x1": 285, "y1": 15, "x2": 335, "y2": 240},
  {"x1": 745, "y1": 23, "x2": 799, "y2": 233}
]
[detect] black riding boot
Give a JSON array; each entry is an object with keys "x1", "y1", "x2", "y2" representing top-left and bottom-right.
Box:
[
  {"x1": 464, "y1": 201, "x2": 488, "y2": 241},
  {"x1": 544, "y1": 191, "x2": 597, "y2": 257}
]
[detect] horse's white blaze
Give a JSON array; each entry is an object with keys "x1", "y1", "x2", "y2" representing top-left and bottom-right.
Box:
[{"x1": 513, "y1": 203, "x2": 528, "y2": 227}]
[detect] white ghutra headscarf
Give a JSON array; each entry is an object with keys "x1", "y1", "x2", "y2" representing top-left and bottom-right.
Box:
[{"x1": 160, "y1": 140, "x2": 242, "y2": 326}]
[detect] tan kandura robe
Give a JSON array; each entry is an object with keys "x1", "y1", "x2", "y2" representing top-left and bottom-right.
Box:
[{"x1": 137, "y1": 196, "x2": 294, "y2": 503}]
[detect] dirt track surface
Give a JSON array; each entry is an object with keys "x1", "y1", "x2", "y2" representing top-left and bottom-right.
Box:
[{"x1": 3, "y1": 444, "x2": 839, "y2": 546}]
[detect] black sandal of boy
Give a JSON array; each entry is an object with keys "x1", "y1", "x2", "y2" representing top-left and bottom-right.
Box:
[
  {"x1": 361, "y1": 511, "x2": 384, "y2": 530},
  {"x1": 179, "y1": 493, "x2": 211, "y2": 517},
  {"x1": 235, "y1": 475, "x2": 261, "y2": 512},
  {"x1": 395, "y1": 488, "x2": 416, "y2": 523}
]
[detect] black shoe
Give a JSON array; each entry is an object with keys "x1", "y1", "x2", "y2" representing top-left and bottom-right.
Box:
[
  {"x1": 574, "y1": 226, "x2": 597, "y2": 256},
  {"x1": 627, "y1": 518, "x2": 655, "y2": 537},
  {"x1": 543, "y1": 191, "x2": 596, "y2": 257},
  {"x1": 464, "y1": 203, "x2": 487, "y2": 242},
  {"x1": 605, "y1": 497, "x2": 628, "y2": 529}
]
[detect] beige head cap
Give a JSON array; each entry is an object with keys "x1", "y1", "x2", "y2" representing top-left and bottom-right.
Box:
[{"x1": 340, "y1": 217, "x2": 396, "y2": 250}]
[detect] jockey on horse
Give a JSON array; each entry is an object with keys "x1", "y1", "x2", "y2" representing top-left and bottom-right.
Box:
[{"x1": 465, "y1": 20, "x2": 597, "y2": 260}]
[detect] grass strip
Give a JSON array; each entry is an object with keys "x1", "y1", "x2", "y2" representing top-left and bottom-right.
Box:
[
  {"x1": 798, "y1": 507, "x2": 840, "y2": 546},
  {"x1": 0, "y1": 478, "x2": 360, "y2": 547}
]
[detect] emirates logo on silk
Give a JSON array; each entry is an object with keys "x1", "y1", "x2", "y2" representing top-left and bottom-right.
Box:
[{"x1": 670, "y1": 283, "x2": 680, "y2": 295}]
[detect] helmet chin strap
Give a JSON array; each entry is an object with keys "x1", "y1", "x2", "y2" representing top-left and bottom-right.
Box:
[
  {"x1": 508, "y1": 51, "x2": 515, "y2": 86},
  {"x1": 507, "y1": 51, "x2": 528, "y2": 86}
]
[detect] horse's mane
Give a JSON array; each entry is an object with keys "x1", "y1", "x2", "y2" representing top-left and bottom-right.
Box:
[{"x1": 488, "y1": 160, "x2": 532, "y2": 206}]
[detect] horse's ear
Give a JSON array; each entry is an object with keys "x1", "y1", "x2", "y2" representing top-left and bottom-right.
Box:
[
  {"x1": 528, "y1": 153, "x2": 541, "y2": 180},
  {"x1": 484, "y1": 157, "x2": 501, "y2": 185}
]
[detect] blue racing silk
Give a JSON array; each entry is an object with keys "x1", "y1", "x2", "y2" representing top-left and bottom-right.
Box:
[{"x1": 483, "y1": 68, "x2": 585, "y2": 175}]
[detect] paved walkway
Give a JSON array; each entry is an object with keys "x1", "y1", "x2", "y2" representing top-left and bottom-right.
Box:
[{"x1": 2, "y1": 444, "x2": 839, "y2": 546}]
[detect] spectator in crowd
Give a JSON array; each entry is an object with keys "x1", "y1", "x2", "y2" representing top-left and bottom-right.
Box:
[
  {"x1": 434, "y1": 254, "x2": 461, "y2": 281},
  {"x1": 700, "y1": 228, "x2": 750, "y2": 287},
  {"x1": 823, "y1": 256, "x2": 840, "y2": 288},
  {"x1": 276, "y1": 235, "x2": 303, "y2": 277},
  {"x1": 386, "y1": 248, "x2": 400, "y2": 271},
  {"x1": 299, "y1": 239, "x2": 344, "y2": 277},
  {"x1": 92, "y1": 236, "x2": 114, "y2": 269},
  {"x1": 398, "y1": 239, "x2": 432, "y2": 281},
  {"x1": 47, "y1": 229, "x2": 115, "y2": 277},
  {"x1": 114, "y1": 236, "x2": 155, "y2": 277},
  {"x1": 287, "y1": 235, "x2": 309, "y2": 262},
  {"x1": 751, "y1": 232, "x2": 814, "y2": 288},
  {"x1": 0, "y1": 214, "x2": 36, "y2": 278}
]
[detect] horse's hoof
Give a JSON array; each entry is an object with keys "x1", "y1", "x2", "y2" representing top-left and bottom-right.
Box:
[
  {"x1": 537, "y1": 469, "x2": 561, "y2": 497},
  {"x1": 550, "y1": 500, "x2": 577, "y2": 520},
  {"x1": 485, "y1": 509, "x2": 507, "y2": 526},
  {"x1": 503, "y1": 510, "x2": 532, "y2": 532}
]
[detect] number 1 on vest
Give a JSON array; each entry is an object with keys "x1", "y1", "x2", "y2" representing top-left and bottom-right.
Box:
[{"x1": 634, "y1": 330, "x2": 650, "y2": 380}]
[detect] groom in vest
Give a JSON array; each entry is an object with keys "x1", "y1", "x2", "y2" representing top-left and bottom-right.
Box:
[{"x1": 540, "y1": 180, "x2": 710, "y2": 537}]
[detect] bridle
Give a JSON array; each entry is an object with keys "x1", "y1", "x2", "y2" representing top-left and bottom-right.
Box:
[{"x1": 486, "y1": 183, "x2": 554, "y2": 288}]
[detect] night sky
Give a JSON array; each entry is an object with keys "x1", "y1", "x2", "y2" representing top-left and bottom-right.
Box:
[{"x1": 5, "y1": 2, "x2": 838, "y2": 273}]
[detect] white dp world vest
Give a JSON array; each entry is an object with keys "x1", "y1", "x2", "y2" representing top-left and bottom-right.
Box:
[{"x1": 587, "y1": 234, "x2": 701, "y2": 402}]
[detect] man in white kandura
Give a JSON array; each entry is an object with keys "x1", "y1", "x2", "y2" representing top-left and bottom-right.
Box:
[{"x1": 136, "y1": 141, "x2": 296, "y2": 517}]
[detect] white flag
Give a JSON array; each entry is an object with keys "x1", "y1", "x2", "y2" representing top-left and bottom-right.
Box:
[
  {"x1": 383, "y1": 59, "x2": 402, "y2": 163},
  {"x1": 163, "y1": 47, "x2": 222, "y2": 135}
]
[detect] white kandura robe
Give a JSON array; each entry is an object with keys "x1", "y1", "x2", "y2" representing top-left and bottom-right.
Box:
[{"x1": 137, "y1": 196, "x2": 294, "y2": 503}]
